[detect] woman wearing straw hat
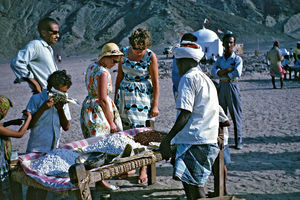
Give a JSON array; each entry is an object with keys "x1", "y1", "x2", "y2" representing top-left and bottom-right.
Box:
[
  {"x1": 81, "y1": 43, "x2": 124, "y2": 137},
  {"x1": 80, "y1": 43, "x2": 124, "y2": 190}
]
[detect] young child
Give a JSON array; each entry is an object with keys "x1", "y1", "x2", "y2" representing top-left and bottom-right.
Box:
[
  {"x1": 0, "y1": 95, "x2": 32, "y2": 200},
  {"x1": 25, "y1": 70, "x2": 72, "y2": 200},
  {"x1": 26, "y1": 70, "x2": 72, "y2": 153},
  {"x1": 210, "y1": 106, "x2": 231, "y2": 197}
]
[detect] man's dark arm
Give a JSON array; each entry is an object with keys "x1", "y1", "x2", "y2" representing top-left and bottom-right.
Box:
[{"x1": 159, "y1": 109, "x2": 191, "y2": 160}]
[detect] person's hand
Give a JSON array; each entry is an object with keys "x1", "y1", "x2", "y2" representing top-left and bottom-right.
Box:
[
  {"x1": 159, "y1": 138, "x2": 172, "y2": 161},
  {"x1": 150, "y1": 106, "x2": 159, "y2": 118},
  {"x1": 226, "y1": 67, "x2": 234, "y2": 73},
  {"x1": 110, "y1": 121, "x2": 118, "y2": 133},
  {"x1": 54, "y1": 101, "x2": 65, "y2": 110},
  {"x1": 42, "y1": 98, "x2": 54, "y2": 110}
]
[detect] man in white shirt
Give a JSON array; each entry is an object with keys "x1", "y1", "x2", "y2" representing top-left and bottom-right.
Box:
[
  {"x1": 160, "y1": 42, "x2": 219, "y2": 199},
  {"x1": 10, "y1": 17, "x2": 59, "y2": 94}
]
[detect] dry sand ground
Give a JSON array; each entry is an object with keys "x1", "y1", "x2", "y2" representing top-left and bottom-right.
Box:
[{"x1": 0, "y1": 53, "x2": 300, "y2": 200}]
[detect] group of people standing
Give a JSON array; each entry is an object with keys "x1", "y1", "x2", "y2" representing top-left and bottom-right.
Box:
[
  {"x1": 267, "y1": 40, "x2": 300, "y2": 89},
  {"x1": 80, "y1": 28, "x2": 160, "y2": 189},
  {"x1": 1, "y1": 16, "x2": 245, "y2": 200}
]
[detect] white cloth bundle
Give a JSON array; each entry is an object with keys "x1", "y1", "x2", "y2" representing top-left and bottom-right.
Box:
[{"x1": 174, "y1": 41, "x2": 204, "y2": 62}]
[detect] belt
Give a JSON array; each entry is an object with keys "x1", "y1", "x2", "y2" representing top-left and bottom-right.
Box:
[{"x1": 220, "y1": 79, "x2": 238, "y2": 83}]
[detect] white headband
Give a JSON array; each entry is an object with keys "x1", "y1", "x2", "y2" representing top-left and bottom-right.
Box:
[{"x1": 174, "y1": 41, "x2": 204, "y2": 62}]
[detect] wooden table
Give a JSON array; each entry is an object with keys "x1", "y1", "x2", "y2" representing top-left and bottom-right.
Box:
[{"x1": 10, "y1": 152, "x2": 163, "y2": 200}]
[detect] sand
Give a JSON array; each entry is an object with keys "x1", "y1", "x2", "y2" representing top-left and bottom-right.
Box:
[{"x1": 0, "y1": 53, "x2": 300, "y2": 200}]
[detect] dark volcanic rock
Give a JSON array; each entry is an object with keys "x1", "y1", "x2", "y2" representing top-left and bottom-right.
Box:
[{"x1": 0, "y1": 0, "x2": 297, "y2": 59}]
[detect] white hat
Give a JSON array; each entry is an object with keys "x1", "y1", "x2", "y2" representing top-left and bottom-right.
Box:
[{"x1": 174, "y1": 41, "x2": 204, "y2": 62}]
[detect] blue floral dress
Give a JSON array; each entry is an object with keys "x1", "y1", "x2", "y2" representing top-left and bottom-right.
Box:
[
  {"x1": 80, "y1": 63, "x2": 123, "y2": 138},
  {"x1": 116, "y1": 47, "x2": 153, "y2": 129}
]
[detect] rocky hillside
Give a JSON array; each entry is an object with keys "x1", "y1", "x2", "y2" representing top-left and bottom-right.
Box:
[{"x1": 0, "y1": 0, "x2": 298, "y2": 59}]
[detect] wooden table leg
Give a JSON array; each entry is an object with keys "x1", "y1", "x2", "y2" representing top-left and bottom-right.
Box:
[
  {"x1": 69, "y1": 163, "x2": 92, "y2": 200},
  {"x1": 147, "y1": 163, "x2": 156, "y2": 185},
  {"x1": 9, "y1": 177, "x2": 23, "y2": 200},
  {"x1": 214, "y1": 128, "x2": 225, "y2": 197}
]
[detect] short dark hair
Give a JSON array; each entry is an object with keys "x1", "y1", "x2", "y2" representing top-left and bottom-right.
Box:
[
  {"x1": 223, "y1": 33, "x2": 236, "y2": 43},
  {"x1": 38, "y1": 17, "x2": 58, "y2": 34},
  {"x1": 47, "y1": 70, "x2": 72, "y2": 90},
  {"x1": 180, "y1": 33, "x2": 197, "y2": 42}
]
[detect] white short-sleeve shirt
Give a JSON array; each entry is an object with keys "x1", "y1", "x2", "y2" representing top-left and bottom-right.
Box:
[{"x1": 172, "y1": 67, "x2": 219, "y2": 145}]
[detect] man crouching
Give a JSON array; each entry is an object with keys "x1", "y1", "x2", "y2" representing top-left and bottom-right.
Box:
[{"x1": 159, "y1": 42, "x2": 220, "y2": 200}]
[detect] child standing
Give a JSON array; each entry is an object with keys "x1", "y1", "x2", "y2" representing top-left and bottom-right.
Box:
[
  {"x1": 25, "y1": 70, "x2": 72, "y2": 199},
  {"x1": 0, "y1": 95, "x2": 32, "y2": 200},
  {"x1": 210, "y1": 106, "x2": 231, "y2": 197}
]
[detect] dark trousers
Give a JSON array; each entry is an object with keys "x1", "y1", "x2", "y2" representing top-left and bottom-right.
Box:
[{"x1": 218, "y1": 82, "x2": 243, "y2": 146}]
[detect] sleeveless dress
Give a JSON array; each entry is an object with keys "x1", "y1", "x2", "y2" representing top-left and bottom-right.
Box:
[
  {"x1": 116, "y1": 47, "x2": 153, "y2": 129},
  {"x1": 80, "y1": 63, "x2": 123, "y2": 138}
]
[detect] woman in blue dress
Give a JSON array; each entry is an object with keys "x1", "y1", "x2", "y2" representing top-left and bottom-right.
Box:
[{"x1": 115, "y1": 27, "x2": 159, "y2": 183}]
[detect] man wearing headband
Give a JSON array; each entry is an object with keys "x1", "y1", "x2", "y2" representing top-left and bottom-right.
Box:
[
  {"x1": 11, "y1": 17, "x2": 60, "y2": 94},
  {"x1": 171, "y1": 33, "x2": 200, "y2": 99},
  {"x1": 160, "y1": 43, "x2": 220, "y2": 199},
  {"x1": 211, "y1": 33, "x2": 243, "y2": 150}
]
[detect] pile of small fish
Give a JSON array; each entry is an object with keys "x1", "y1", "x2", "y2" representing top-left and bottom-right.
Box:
[{"x1": 30, "y1": 148, "x2": 80, "y2": 177}]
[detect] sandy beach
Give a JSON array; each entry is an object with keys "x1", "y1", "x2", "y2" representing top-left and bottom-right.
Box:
[{"x1": 1, "y1": 53, "x2": 300, "y2": 200}]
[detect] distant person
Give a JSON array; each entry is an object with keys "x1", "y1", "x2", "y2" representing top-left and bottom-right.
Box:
[
  {"x1": 0, "y1": 95, "x2": 31, "y2": 200},
  {"x1": 293, "y1": 54, "x2": 300, "y2": 78},
  {"x1": 293, "y1": 41, "x2": 300, "y2": 64},
  {"x1": 56, "y1": 54, "x2": 62, "y2": 63},
  {"x1": 159, "y1": 43, "x2": 219, "y2": 200},
  {"x1": 171, "y1": 33, "x2": 199, "y2": 99},
  {"x1": 267, "y1": 41, "x2": 284, "y2": 89},
  {"x1": 11, "y1": 17, "x2": 59, "y2": 94},
  {"x1": 211, "y1": 33, "x2": 243, "y2": 150},
  {"x1": 282, "y1": 55, "x2": 292, "y2": 80},
  {"x1": 115, "y1": 27, "x2": 159, "y2": 184},
  {"x1": 289, "y1": 48, "x2": 293, "y2": 59},
  {"x1": 25, "y1": 70, "x2": 72, "y2": 200}
]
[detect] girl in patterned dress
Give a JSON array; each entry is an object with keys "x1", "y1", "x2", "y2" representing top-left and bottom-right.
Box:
[
  {"x1": 80, "y1": 43, "x2": 123, "y2": 190},
  {"x1": 0, "y1": 95, "x2": 31, "y2": 199},
  {"x1": 115, "y1": 28, "x2": 159, "y2": 184}
]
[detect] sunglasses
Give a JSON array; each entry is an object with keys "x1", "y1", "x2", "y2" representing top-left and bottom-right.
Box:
[
  {"x1": 48, "y1": 30, "x2": 60, "y2": 35},
  {"x1": 113, "y1": 59, "x2": 119, "y2": 64}
]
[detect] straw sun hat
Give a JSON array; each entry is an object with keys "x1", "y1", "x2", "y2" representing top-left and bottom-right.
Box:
[{"x1": 98, "y1": 43, "x2": 124, "y2": 59}]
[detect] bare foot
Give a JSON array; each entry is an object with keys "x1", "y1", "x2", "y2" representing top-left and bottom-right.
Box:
[
  {"x1": 118, "y1": 169, "x2": 136, "y2": 179},
  {"x1": 99, "y1": 180, "x2": 119, "y2": 191},
  {"x1": 138, "y1": 167, "x2": 148, "y2": 184}
]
